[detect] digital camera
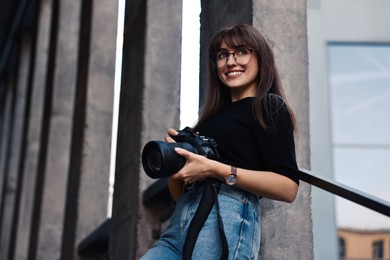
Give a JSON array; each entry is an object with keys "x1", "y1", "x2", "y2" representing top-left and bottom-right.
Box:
[{"x1": 141, "y1": 127, "x2": 220, "y2": 179}]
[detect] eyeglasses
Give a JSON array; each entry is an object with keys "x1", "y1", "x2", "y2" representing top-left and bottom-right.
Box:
[{"x1": 210, "y1": 47, "x2": 256, "y2": 68}]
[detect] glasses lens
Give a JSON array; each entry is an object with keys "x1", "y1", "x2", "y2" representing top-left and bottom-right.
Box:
[
  {"x1": 235, "y1": 47, "x2": 252, "y2": 66},
  {"x1": 211, "y1": 52, "x2": 227, "y2": 68},
  {"x1": 210, "y1": 48, "x2": 253, "y2": 68}
]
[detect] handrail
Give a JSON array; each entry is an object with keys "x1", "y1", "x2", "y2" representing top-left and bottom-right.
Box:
[{"x1": 298, "y1": 168, "x2": 390, "y2": 217}]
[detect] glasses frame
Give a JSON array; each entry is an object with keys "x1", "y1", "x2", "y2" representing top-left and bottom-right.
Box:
[{"x1": 210, "y1": 47, "x2": 256, "y2": 69}]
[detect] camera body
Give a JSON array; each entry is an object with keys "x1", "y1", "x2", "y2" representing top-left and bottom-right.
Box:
[{"x1": 142, "y1": 127, "x2": 220, "y2": 179}]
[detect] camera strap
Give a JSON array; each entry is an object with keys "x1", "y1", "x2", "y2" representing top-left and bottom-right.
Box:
[{"x1": 183, "y1": 180, "x2": 228, "y2": 260}]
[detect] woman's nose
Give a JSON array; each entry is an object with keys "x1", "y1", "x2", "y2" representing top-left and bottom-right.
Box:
[{"x1": 226, "y1": 53, "x2": 237, "y2": 66}]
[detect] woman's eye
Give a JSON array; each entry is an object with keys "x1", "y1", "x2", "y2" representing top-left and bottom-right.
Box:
[
  {"x1": 217, "y1": 52, "x2": 228, "y2": 59},
  {"x1": 236, "y1": 48, "x2": 248, "y2": 56}
]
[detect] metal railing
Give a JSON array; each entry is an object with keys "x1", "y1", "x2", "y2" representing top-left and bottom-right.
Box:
[{"x1": 298, "y1": 168, "x2": 390, "y2": 217}]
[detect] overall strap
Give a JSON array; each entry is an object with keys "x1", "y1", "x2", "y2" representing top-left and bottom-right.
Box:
[{"x1": 183, "y1": 180, "x2": 228, "y2": 260}]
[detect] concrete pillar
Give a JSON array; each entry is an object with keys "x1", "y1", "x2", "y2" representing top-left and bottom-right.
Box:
[
  {"x1": 200, "y1": 0, "x2": 313, "y2": 259},
  {"x1": 252, "y1": 1, "x2": 313, "y2": 259},
  {"x1": 14, "y1": 1, "x2": 53, "y2": 259},
  {"x1": 0, "y1": 34, "x2": 32, "y2": 260},
  {"x1": 71, "y1": 0, "x2": 118, "y2": 258},
  {"x1": 109, "y1": 0, "x2": 182, "y2": 259},
  {"x1": 109, "y1": 1, "x2": 146, "y2": 259},
  {"x1": 138, "y1": 0, "x2": 182, "y2": 257},
  {"x1": 35, "y1": 0, "x2": 82, "y2": 258},
  {"x1": 0, "y1": 79, "x2": 14, "y2": 225},
  {"x1": 0, "y1": 77, "x2": 16, "y2": 257}
]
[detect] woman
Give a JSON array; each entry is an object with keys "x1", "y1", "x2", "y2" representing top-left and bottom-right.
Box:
[{"x1": 141, "y1": 24, "x2": 299, "y2": 260}]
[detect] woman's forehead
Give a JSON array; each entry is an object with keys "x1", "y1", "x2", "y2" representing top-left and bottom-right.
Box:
[
  {"x1": 220, "y1": 36, "x2": 244, "y2": 48},
  {"x1": 219, "y1": 41, "x2": 233, "y2": 50}
]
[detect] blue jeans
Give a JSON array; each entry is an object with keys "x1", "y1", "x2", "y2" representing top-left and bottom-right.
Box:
[{"x1": 141, "y1": 183, "x2": 261, "y2": 260}]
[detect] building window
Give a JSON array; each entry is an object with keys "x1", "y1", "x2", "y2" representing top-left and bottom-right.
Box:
[
  {"x1": 339, "y1": 237, "x2": 346, "y2": 259},
  {"x1": 328, "y1": 43, "x2": 390, "y2": 229},
  {"x1": 372, "y1": 240, "x2": 384, "y2": 259}
]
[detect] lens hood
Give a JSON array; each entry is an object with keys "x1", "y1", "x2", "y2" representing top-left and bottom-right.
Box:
[{"x1": 141, "y1": 141, "x2": 196, "y2": 178}]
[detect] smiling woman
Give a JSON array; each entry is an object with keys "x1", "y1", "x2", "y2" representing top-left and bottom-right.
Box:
[{"x1": 141, "y1": 24, "x2": 299, "y2": 260}]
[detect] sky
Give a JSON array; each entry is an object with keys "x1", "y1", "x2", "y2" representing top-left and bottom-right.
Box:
[{"x1": 179, "y1": 0, "x2": 201, "y2": 128}]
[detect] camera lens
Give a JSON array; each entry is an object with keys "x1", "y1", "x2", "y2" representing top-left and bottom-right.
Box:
[
  {"x1": 146, "y1": 148, "x2": 162, "y2": 173},
  {"x1": 141, "y1": 140, "x2": 196, "y2": 178}
]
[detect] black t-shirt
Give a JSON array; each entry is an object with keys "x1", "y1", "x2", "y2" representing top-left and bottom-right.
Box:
[{"x1": 194, "y1": 95, "x2": 299, "y2": 184}]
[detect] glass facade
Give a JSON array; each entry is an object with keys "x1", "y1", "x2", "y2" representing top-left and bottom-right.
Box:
[{"x1": 328, "y1": 44, "x2": 390, "y2": 229}]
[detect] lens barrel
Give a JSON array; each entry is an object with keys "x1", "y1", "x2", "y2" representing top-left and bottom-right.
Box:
[{"x1": 141, "y1": 141, "x2": 196, "y2": 179}]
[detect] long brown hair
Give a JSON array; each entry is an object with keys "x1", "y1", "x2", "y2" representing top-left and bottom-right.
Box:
[{"x1": 196, "y1": 24, "x2": 296, "y2": 130}]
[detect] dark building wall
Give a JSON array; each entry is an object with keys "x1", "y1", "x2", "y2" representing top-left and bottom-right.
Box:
[{"x1": 0, "y1": 0, "x2": 118, "y2": 259}]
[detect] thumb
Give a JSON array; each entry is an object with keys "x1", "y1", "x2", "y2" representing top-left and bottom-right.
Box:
[{"x1": 174, "y1": 147, "x2": 191, "y2": 158}]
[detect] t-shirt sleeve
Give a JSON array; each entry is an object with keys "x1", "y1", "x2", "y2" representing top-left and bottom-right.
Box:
[{"x1": 254, "y1": 98, "x2": 299, "y2": 184}]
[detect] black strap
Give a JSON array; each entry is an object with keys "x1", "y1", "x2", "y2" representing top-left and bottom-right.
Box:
[{"x1": 183, "y1": 181, "x2": 228, "y2": 260}]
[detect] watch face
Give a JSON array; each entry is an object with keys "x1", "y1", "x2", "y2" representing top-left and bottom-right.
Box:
[{"x1": 226, "y1": 175, "x2": 236, "y2": 185}]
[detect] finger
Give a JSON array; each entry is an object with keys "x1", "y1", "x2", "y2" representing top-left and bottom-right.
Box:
[
  {"x1": 174, "y1": 147, "x2": 191, "y2": 158},
  {"x1": 165, "y1": 135, "x2": 175, "y2": 143},
  {"x1": 167, "y1": 128, "x2": 178, "y2": 136}
]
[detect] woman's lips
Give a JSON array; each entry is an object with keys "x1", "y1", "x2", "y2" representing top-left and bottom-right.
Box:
[{"x1": 226, "y1": 70, "x2": 244, "y2": 78}]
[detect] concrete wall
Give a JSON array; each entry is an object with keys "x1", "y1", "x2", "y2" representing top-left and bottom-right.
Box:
[
  {"x1": 0, "y1": 0, "x2": 119, "y2": 259},
  {"x1": 253, "y1": 1, "x2": 313, "y2": 259},
  {"x1": 73, "y1": 0, "x2": 117, "y2": 247},
  {"x1": 35, "y1": 0, "x2": 82, "y2": 258}
]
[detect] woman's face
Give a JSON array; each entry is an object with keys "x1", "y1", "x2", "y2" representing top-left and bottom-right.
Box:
[{"x1": 216, "y1": 41, "x2": 259, "y2": 100}]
